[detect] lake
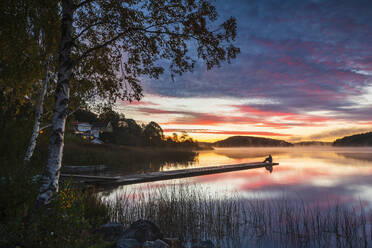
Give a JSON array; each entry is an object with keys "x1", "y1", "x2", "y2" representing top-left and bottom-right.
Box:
[
  {"x1": 100, "y1": 147, "x2": 372, "y2": 247},
  {"x1": 102, "y1": 147, "x2": 372, "y2": 207}
]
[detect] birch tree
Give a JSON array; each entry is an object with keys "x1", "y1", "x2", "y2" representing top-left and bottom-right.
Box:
[
  {"x1": 36, "y1": 0, "x2": 240, "y2": 206},
  {"x1": 21, "y1": 2, "x2": 59, "y2": 164},
  {"x1": 23, "y1": 62, "x2": 50, "y2": 163}
]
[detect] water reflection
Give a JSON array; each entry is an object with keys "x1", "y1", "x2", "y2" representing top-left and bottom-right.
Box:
[
  {"x1": 265, "y1": 164, "x2": 273, "y2": 173},
  {"x1": 63, "y1": 150, "x2": 199, "y2": 176},
  {"x1": 101, "y1": 147, "x2": 372, "y2": 247},
  {"x1": 337, "y1": 152, "x2": 372, "y2": 163},
  {"x1": 103, "y1": 147, "x2": 372, "y2": 208}
]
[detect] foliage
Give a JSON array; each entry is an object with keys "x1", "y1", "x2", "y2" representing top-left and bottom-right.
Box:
[
  {"x1": 0, "y1": 160, "x2": 112, "y2": 248},
  {"x1": 333, "y1": 132, "x2": 372, "y2": 146},
  {"x1": 0, "y1": 0, "x2": 60, "y2": 117},
  {"x1": 74, "y1": 108, "x2": 200, "y2": 148},
  {"x1": 0, "y1": 98, "x2": 35, "y2": 162},
  {"x1": 74, "y1": 109, "x2": 99, "y2": 123},
  {"x1": 70, "y1": 0, "x2": 240, "y2": 105},
  {"x1": 143, "y1": 121, "x2": 164, "y2": 146},
  {"x1": 0, "y1": 106, "x2": 195, "y2": 246},
  {"x1": 164, "y1": 132, "x2": 199, "y2": 149},
  {"x1": 98, "y1": 107, "x2": 124, "y2": 130},
  {"x1": 115, "y1": 118, "x2": 144, "y2": 146}
]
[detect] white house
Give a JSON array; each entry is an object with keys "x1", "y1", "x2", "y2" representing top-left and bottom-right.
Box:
[
  {"x1": 73, "y1": 121, "x2": 113, "y2": 143},
  {"x1": 73, "y1": 122, "x2": 92, "y2": 134}
]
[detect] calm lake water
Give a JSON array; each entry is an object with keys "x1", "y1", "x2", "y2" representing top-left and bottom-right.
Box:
[
  {"x1": 102, "y1": 147, "x2": 372, "y2": 207},
  {"x1": 100, "y1": 147, "x2": 372, "y2": 247}
]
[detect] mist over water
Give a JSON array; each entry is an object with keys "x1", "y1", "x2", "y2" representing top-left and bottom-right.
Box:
[
  {"x1": 100, "y1": 147, "x2": 372, "y2": 247},
  {"x1": 104, "y1": 146, "x2": 372, "y2": 208}
]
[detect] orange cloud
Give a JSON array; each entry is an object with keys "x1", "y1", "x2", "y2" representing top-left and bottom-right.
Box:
[{"x1": 163, "y1": 129, "x2": 291, "y2": 137}]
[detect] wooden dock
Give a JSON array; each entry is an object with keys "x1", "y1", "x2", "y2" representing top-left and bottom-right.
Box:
[{"x1": 61, "y1": 162, "x2": 278, "y2": 188}]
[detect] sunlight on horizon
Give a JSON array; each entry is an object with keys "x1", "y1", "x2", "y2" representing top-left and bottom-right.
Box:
[{"x1": 116, "y1": 94, "x2": 371, "y2": 142}]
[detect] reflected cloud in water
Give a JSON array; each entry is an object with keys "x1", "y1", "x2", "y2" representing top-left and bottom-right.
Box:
[{"x1": 103, "y1": 147, "x2": 372, "y2": 208}]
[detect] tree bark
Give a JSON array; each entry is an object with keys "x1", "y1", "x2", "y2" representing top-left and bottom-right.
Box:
[
  {"x1": 24, "y1": 63, "x2": 49, "y2": 164},
  {"x1": 36, "y1": 0, "x2": 73, "y2": 206}
]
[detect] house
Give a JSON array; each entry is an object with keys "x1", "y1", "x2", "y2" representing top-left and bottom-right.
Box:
[
  {"x1": 73, "y1": 121, "x2": 113, "y2": 143},
  {"x1": 91, "y1": 122, "x2": 113, "y2": 137},
  {"x1": 73, "y1": 122, "x2": 92, "y2": 135}
]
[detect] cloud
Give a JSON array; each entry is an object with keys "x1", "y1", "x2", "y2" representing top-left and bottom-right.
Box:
[
  {"x1": 163, "y1": 128, "x2": 291, "y2": 137},
  {"x1": 120, "y1": 100, "x2": 159, "y2": 106},
  {"x1": 139, "y1": 0, "x2": 372, "y2": 122},
  {"x1": 136, "y1": 106, "x2": 329, "y2": 129}
]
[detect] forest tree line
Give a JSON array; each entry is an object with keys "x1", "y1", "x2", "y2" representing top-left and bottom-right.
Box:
[{"x1": 74, "y1": 108, "x2": 199, "y2": 149}]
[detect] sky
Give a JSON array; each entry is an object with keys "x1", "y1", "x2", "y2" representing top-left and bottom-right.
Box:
[{"x1": 116, "y1": 0, "x2": 372, "y2": 142}]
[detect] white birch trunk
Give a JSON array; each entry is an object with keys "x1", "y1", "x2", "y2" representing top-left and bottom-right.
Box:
[
  {"x1": 24, "y1": 64, "x2": 49, "y2": 163},
  {"x1": 36, "y1": 0, "x2": 73, "y2": 206}
]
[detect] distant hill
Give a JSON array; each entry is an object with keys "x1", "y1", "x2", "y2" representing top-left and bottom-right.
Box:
[
  {"x1": 294, "y1": 141, "x2": 332, "y2": 146},
  {"x1": 213, "y1": 136, "x2": 293, "y2": 147},
  {"x1": 333, "y1": 132, "x2": 372, "y2": 147}
]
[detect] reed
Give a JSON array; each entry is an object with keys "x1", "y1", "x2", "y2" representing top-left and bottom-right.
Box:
[{"x1": 102, "y1": 184, "x2": 372, "y2": 247}]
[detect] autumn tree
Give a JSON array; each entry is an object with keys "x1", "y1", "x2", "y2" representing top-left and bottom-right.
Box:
[{"x1": 37, "y1": 0, "x2": 239, "y2": 206}]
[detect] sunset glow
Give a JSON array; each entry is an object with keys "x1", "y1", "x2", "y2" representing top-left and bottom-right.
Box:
[{"x1": 116, "y1": 0, "x2": 372, "y2": 142}]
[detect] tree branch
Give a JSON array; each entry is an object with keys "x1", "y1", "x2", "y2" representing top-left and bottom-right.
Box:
[
  {"x1": 40, "y1": 106, "x2": 82, "y2": 131},
  {"x1": 75, "y1": 32, "x2": 126, "y2": 63},
  {"x1": 73, "y1": 20, "x2": 106, "y2": 40},
  {"x1": 75, "y1": 21, "x2": 200, "y2": 64},
  {"x1": 140, "y1": 29, "x2": 199, "y2": 41}
]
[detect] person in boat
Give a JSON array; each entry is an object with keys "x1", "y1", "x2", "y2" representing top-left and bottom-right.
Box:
[{"x1": 263, "y1": 155, "x2": 272, "y2": 163}]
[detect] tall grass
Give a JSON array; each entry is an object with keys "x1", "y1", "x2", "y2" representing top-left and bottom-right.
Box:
[
  {"x1": 0, "y1": 158, "x2": 113, "y2": 248},
  {"x1": 102, "y1": 184, "x2": 372, "y2": 247}
]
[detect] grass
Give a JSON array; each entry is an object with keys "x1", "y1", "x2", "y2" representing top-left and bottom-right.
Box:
[
  {"x1": 2, "y1": 134, "x2": 371, "y2": 247},
  {"x1": 0, "y1": 159, "x2": 114, "y2": 248},
  {"x1": 101, "y1": 183, "x2": 372, "y2": 247},
  {"x1": 2, "y1": 158, "x2": 371, "y2": 247},
  {"x1": 0, "y1": 134, "x2": 197, "y2": 247}
]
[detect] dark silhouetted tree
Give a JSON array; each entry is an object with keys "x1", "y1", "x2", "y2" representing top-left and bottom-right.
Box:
[
  {"x1": 37, "y1": 0, "x2": 239, "y2": 206},
  {"x1": 74, "y1": 109, "x2": 98, "y2": 123},
  {"x1": 98, "y1": 108, "x2": 120, "y2": 130},
  {"x1": 143, "y1": 121, "x2": 164, "y2": 146}
]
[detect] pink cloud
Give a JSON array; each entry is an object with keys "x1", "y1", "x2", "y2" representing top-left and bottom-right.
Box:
[
  {"x1": 121, "y1": 100, "x2": 159, "y2": 106},
  {"x1": 163, "y1": 129, "x2": 291, "y2": 137},
  {"x1": 232, "y1": 105, "x2": 295, "y2": 117},
  {"x1": 232, "y1": 105, "x2": 333, "y2": 125},
  {"x1": 137, "y1": 105, "x2": 333, "y2": 130}
]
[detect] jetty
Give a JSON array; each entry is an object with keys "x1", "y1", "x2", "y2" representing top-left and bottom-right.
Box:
[{"x1": 61, "y1": 162, "x2": 278, "y2": 189}]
